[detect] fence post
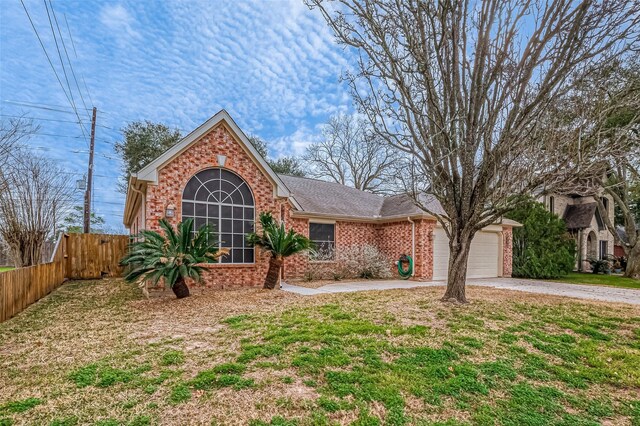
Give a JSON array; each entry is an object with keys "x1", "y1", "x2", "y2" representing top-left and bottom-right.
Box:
[{"x1": 1, "y1": 234, "x2": 128, "y2": 322}]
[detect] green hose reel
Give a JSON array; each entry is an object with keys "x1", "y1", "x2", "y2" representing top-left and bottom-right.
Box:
[{"x1": 397, "y1": 254, "x2": 413, "y2": 279}]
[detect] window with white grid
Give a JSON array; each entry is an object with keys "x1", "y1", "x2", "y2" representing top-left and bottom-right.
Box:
[{"x1": 181, "y1": 168, "x2": 255, "y2": 264}]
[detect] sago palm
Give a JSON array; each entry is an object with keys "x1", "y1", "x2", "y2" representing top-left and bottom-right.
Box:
[
  {"x1": 246, "y1": 212, "x2": 314, "y2": 289},
  {"x1": 120, "y1": 218, "x2": 227, "y2": 298}
]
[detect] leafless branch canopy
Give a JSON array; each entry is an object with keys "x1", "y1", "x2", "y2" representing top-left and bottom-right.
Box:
[
  {"x1": 304, "y1": 113, "x2": 399, "y2": 193},
  {"x1": 0, "y1": 117, "x2": 39, "y2": 171},
  {"x1": 308, "y1": 0, "x2": 640, "y2": 232},
  {"x1": 308, "y1": 0, "x2": 640, "y2": 300},
  {"x1": 0, "y1": 119, "x2": 74, "y2": 267}
]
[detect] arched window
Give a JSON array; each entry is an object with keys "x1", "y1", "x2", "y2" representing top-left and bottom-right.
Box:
[{"x1": 182, "y1": 168, "x2": 255, "y2": 263}]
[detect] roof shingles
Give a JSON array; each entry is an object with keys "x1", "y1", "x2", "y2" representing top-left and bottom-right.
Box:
[
  {"x1": 278, "y1": 174, "x2": 439, "y2": 219},
  {"x1": 563, "y1": 203, "x2": 597, "y2": 229}
]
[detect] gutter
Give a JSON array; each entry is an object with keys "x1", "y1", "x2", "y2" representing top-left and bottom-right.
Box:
[
  {"x1": 290, "y1": 210, "x2": 434, "y2": 223},
  {"x1": 407, "y1": 217, "x2": 416, "y2": 277}
]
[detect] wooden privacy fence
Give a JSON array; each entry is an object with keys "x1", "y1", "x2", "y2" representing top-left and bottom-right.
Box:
[{"x1": 0, "y1": 233, "x2": 129, "y2": 322}]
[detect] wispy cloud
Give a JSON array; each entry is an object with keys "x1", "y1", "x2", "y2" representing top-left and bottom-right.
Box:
[
  {"x1": 1, "y1": 0, "x2": 355, "y2": 229},
  {"x1": 98, "y1": 4, "x2": 141, "y2": 44}
]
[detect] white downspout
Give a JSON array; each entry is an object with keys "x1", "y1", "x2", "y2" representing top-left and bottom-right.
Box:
[{"x1": 407, "y1": 217, "x2": 416, "y2": 277}]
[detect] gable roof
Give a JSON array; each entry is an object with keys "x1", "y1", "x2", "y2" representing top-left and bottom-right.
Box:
[
  {"x1": 278, "y1": 175, "x2": 386, "y2": 218},
  {"x1": 278, "y1": 174, "x2": 440, "y2": 220},
  {"x1": 563, "y1": 203, "x2": 597, "y2": 229},
  {"x1": 380, "y1": 193, "x2": 446, "y2": 217},
  {"x1": 134, "y1": 109, "x2": 295, "y2": 202}
]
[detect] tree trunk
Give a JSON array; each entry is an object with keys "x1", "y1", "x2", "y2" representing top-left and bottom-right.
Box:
[
  {"x1": 172, "y1": 276, "x2": 190, "y2": 299},
  {"x1": 624, "y1": 245, "x2": 640, "y2": 280},
  {"x1": 264, "y1": 256, "x2": 284, "y2": 289},
  {"x1": 442, "y1": 229, "x2": 473, "y2": 303}
]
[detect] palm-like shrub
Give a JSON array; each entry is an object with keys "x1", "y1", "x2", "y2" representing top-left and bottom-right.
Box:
[
  {"x1": 246, "y1": 212, "x2": 314, "y2": 289},
  {"x1": 120, "y1": 218, "x2": 227, "y2": 298}
]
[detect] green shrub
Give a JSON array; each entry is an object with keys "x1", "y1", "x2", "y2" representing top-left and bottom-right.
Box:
[{"x1": 506, "y1": 200, "x2": 576, "y2": 279}]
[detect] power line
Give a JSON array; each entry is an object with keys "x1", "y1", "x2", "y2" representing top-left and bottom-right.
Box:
[
  {"x1": 63, "y1": 13, "x2": 95, "y2": 108},
  {"x1": 42, "y1": 0, "x2": 89, "y2": 147},
  {"x1": 2, "y1": 99, "x2": 91, "y2": 112},
  {"x1": 19, "y1": 1, "x2": 71, "y2": 107},
  {"x1": 49, "y1": 0, "x2": 92, "y2": 122},
  {"x1": 18, "y1": 144, "x2": 120, "y2": 160},
  {"x1": 17, "y1": 1, "x2": 90, "y2": 145},
  {"x1": 57, "y1": 171, "x2": 112, "y2": 178},
  {"x1": 0, "y1": 113, "x2": 114, "y2": 130},
  {"x1": 2, "y1": 101, "x2": 85, "y2": 115},
  {"x1": 28, "y1": 131, "x2": 114, "y2": 144},
  {"x1": 43, "y1": 0, "x2": 79, "y2": 120},
  {"x1": 63, "y1": 13, "x2": 78, "y2": 58}
]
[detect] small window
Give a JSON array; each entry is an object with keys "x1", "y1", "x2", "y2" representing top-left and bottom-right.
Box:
[
  {"x1": 601, "y1": 197, "x2": 609, "y2": 214},
  {"x1": 599, "y1": 240, "x2": 608, "y2": 260},
  {"x1": 549, "y1": 196, "x2": 555, "y2": 214},
  {"x1": 309, "y1": 222, "x2": 335, "y2": 260}
]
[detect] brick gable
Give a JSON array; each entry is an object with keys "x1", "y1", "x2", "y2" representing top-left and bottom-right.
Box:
[{"x1": 139, "y1": 123, "x2": 286, "y2": 288}]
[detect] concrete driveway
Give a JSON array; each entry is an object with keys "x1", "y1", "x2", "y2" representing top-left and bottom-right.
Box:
[{"x1": 282, "y1": 277, "x2": 640, "y2": 305}]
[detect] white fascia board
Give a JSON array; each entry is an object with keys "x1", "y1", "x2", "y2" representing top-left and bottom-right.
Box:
[
  {"x1": 134, "y1": 109, "x2": 301, "y2": 210},
  {"x1": 123, "y1": 175, "x2": 140, "y2": 227}
]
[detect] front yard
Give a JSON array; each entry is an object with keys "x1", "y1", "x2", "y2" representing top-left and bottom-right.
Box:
[
  {"x1": 0, "y1": 267, "x2": 13, "y2": 273},
  {"x1": 1, "y1": 280, "x2": 639, "y2": 426},
  {"x1": 550, "y1": 272, "x2": 640, "y2": 289}
]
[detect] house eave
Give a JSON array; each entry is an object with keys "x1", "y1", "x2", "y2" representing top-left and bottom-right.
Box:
[
  {"x1": 133, "y1": 109, "x2": 301, "y2": 210},
  {"x1": 123, "y1": 176, "x2": 146, "y2": 228},
  {"x1": 290, "y1": 210, "x2": 435, "y2": 223},
  {"x1": 290, "y1": 210, "x2": 522, "y2": 228}
]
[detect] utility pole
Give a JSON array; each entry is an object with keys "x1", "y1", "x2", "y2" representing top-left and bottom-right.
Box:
[{"x1": 83, "y1": 107, "x2": 97, "y2": 234}]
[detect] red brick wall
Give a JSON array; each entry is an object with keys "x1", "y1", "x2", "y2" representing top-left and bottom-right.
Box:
[
  {"x1": 133, "y1": 121, "x2": 511, "y2": 287},
  {"x1": 337, "y1": 221, "x2": 379, "y2": 246},
  {"x1": 142, "y1": 123, "x2": 281, "y2": 288},
  {"x1": 376, "y1": 219, "x2": 435, "y2": 280},
  {"x1": 283, "y1": 218, "x2": 436, "y2": 281},
  {"x1": 283, "y1": 215, "x2": 310, "y2": 279},
  {"x1": 502, "y1": 226, "x2": 513, "y2": 278}
]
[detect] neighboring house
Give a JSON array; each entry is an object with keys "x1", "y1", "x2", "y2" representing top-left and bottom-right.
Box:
[
  {"x1": 539, "y1": 193, "x2": 615, "y2": 271},
  {"x1": 615, "y1": 225, "x2": 632, "y2": 258},
  {"x1": 123, "y1": 110, "x2": 516, "y2": 288}
]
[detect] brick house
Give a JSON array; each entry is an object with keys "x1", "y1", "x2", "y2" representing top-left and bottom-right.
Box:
[{"x1": 123, "y1": 110, "x2": 515, "y2": 288}]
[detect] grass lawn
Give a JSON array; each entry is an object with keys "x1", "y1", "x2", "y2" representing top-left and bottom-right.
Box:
[
  {"x1": 1, "y1": 280, "x2": 639, "y2": 425},
  {"x1": 550, "y1": 272, "x2": 640, "y2": 289},
  {"x1": 0, "y1": 267, "x2": 13, "y2": 273}
]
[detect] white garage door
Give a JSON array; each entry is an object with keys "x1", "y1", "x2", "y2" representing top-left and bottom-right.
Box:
[{"x1": 432, "y1": 228, "x2": 500, "y2": 280}]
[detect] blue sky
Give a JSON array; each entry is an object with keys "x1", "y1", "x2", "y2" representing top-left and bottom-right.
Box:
[{"x1": 0, "y1": 0, "x2": 352, "y2": 231}]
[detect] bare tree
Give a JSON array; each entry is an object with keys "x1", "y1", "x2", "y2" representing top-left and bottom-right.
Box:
[
  {"x1": 248, "y1": 135, "x2": 306, "y2": 177},
  {"x1": 304, "y1": 114, "x2": 398, "y2": 193},
  {"x1": 601, "y1": 164, "x2": 640, "y2": 279},
  {"x1": 0, "y1": 153, "x2": 74, "y2": 267},
  {"x1": 560, "y1": 60, "x2": 640, "y2": 278},
  {"x1": 308, "y1": 0, "x2": 640, "y2": 302},
  {"x1": 0, "y1": 117, "x2": 39, "y2": 171}
]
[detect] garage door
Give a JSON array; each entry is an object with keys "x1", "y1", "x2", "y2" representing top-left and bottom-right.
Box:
[{"x1": 432, "y1": 228, "x2": 501, "y2": 280}]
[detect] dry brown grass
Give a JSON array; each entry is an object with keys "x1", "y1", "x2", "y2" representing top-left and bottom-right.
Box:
[
  {"x1": 0, "y1": 278, "x2": 639, "y2": 425},
  {"x1": 285, "y1": 277, "x2": 396, "y2": 289}
]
